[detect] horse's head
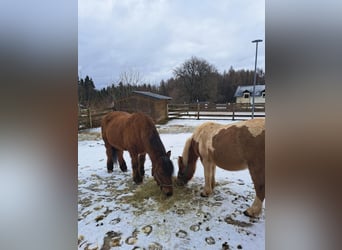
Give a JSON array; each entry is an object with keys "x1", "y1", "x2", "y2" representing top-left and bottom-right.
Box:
[
  {"x1": 153, "y1": 150, "x2": 174, "y2": 196},
  {"x1": 176, "y1": 137, "x2": 197, "y2": 186},
  {"x1": 176, "y1": 156, "x2": 192, "y2": 186}
]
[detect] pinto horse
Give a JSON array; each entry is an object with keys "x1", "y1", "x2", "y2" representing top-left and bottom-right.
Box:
[
  {"x1": 101, "y1": 111, "x2": 174, "y2": 196},
  {"x1": 177, "y1": 119, "x2": 265, "y2": 217}
]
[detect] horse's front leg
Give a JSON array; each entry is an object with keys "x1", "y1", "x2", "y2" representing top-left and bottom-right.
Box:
[
  {"x1": 138, "y1": 153, "x2": 146, "y2": 177},
  {"x1": 129, "y1": 151, "x2": 143, "y2": 184},
  {"x1": 200, "y1": 160, "x2": 215, "y2": 197}
]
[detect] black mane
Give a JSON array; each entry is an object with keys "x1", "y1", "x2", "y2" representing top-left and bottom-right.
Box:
[{"x1": 149, "y1": 129, "x2": 174, "y2": 176}]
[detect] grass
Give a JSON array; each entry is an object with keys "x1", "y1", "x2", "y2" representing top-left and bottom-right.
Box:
[{"x1": 117, "y1": 176, "x2": 199, "y2": 212}]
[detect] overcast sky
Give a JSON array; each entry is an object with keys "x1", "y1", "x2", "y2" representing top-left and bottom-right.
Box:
[{"x1": 78, "y1": 0, "x2": 265, "y2": 89}]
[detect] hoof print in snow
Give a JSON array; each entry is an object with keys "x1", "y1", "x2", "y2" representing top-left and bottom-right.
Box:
[
  {"x1": 224, "y1": 216, "x2": 252, "y2": 227},
  {"x1": 212, "y1": 201, "x2": 223, "y2": 207},
  {"x1": 175, "y1": 230, "x2": 187, "y2": 238},
  {"x1": 102, "y1": 231, "x2": 122, "y2": 249},
  {"x1": 109, "y1": 217, "x2": 121, "y2": 225},
  {"x1": 148, "y1": 242, "x2": 163, "y2": 250},
  {"x1": 125, "y1": 236, "x2": 137, "y2": 245},
  {"x1": 237, "y1": 244, "x2": 243, "y2": 249},
  {"x1": 221, "y1": 242, "x2": 230, "y2": 250},
  {"x1": 132, "y1": 247, "x2": 145, "y2": 250},
  {"x1": 95, "y1": 215, "x2": 105, "y2": 222},
  {"x1": 205, "y1": 236, "x2": 215, "y2": 245},
  {"x1": 142, "y1": 225, "x2": 153, "y2": 236},
  {"x1": 203, "y1": 212, "x2": 212, "y2": 222},
  {"x1": 175, "y1": 208, "x2": 185, "y2": 215},
  {"x1": 93, "y1": 205, "x2": 104, "y2": 211},
  {"x1": 110, "y1": 237, "x2": 121, "y2": 247},
  {"x1": 214, "y1": 195, "x2": 224, "y2": 201},
  {"x1": 78, "y1": 235, "x2": 84, "y2": 244},
  {"x1": 189, "y1": 224, "x2": 200, "y2": 232}
]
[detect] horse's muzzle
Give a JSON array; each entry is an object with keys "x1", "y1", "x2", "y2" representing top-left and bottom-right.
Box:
[
  {"x1": 176, "y1": 177, "x2": 186, "y2": 186},
  {"x1": 161, "y1": 186, "x2": 173, "y2": 197},
  {"x1": 133, "y1": 175, "x2": 143, "y2": 185}
]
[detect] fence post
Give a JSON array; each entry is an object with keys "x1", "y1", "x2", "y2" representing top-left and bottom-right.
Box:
[
  {"x1": 197, "y1": 101, "x2": 200, "y2": 120},
  {"x1": 88, "y1": 108, "x2": 92, "y2": 128},
  {"x1": 232, "y1": 103, "x2": 235, "y2": 121}
]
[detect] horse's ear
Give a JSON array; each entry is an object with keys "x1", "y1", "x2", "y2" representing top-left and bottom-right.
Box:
[{"x1": 166, "y1": 150, "x2": 171, "y2": 158}]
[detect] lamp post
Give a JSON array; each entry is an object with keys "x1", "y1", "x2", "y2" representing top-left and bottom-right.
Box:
[{"x1": 251, "y1": 39, "x2": 263, "y2": 119}]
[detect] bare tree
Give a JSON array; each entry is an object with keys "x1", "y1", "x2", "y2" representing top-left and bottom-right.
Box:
[
  {"x1": 118, "y1": 69, "x2": 143, "y2": 86},
  {"x1": 173, "y1": 56, "x2": 218, "y2": 103}
]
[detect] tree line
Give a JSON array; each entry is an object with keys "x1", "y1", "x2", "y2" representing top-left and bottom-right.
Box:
[{"x1": 78, "y1": 56, "x2": 265, "y2": 108}]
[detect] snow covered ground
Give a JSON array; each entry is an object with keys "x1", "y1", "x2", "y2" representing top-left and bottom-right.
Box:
[{"x1": 78, "y1": 119, "x2": 265, "y2": 250}]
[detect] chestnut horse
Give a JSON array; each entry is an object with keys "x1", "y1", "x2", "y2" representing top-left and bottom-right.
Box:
[
  {"x1": 101, "y1": 111, "x2": 174, "y2": 196},
  {"x1": 177, "y1": 119, "x2": 265, "y2": 217}
]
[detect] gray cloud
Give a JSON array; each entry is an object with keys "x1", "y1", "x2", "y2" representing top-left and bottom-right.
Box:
[{"x1": 79, "y1": 0, "x2": 265, "y2": 89}]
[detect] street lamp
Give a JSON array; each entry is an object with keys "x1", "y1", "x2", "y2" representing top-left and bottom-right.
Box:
[{"x1": 251, "y1": 39, "x2": 263, "y2": 119}]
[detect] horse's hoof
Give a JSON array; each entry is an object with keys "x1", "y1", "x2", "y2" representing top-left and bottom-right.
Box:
[
  {"x1": 200, "y1": 192, "x2": 209, "y2": 197},
  {"x1": 134, "y1": 179, "x2": 143, "y2": 185},
  {"x1": 107, "y1": 169, "x2": 113, "y2": 173},
  {"x1": 120, "y1": 166, "x2": 127, "y2": 172},
  {"x1": 243, "y1": 210, "x2": 258, "y2": 218}
]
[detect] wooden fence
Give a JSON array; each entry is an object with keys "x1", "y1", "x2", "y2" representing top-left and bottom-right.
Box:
[
  {"x1": 78, "y1": 107, "x2": 113, "y2": 130},
  {"x1": 168, "y1": 103, "x2": 265, "y2": 120},
  {"x1": 78, "y1": 103, "x2": 265, "y2": 130}
]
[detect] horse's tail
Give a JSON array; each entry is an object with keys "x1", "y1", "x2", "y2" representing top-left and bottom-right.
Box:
[{"x1": 101, "y1": 113, "x2": 112, "y2": 140}]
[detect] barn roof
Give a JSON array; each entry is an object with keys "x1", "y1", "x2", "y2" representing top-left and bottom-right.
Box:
[
  {"x1": 234, "y1": 85, "x2": 265, "y2": 97},
  {"x1": 133, "y1": 91, "x2": 172, "y2": 100}
]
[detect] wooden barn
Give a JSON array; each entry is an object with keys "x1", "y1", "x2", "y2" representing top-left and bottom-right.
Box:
[{"x1": 114, "y1": 91, "x2": 172, "y2": 124}]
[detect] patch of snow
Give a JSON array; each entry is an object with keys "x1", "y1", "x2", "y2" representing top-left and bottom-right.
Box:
[{"x1": 78, "y1": 119, "x2": 265, "y2": 250}]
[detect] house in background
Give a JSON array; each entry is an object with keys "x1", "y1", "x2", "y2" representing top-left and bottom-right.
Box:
[
  {"x1": 234, "y1": 84, "x2": 265, "y2": 104},
  {"x1": 114, "y1": 91, "x2": 172, "y2": 124}
]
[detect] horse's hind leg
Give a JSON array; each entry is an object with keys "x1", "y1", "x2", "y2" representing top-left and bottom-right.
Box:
[
  {"x1": 244, "y1": 160, "x2": 265, "y2": 217},
  {"x1": 211, "y1": 166, "x2": 216, "y2": 190},
  {"x1": 138, "y1": 153, "x2": 146, "y2": 177},
  {"x1": 104, "y1": 140, "x2": 114, "y2": 173},
  {"x1": 117, "y1": 150, "x2": 127, "y2": 172}
]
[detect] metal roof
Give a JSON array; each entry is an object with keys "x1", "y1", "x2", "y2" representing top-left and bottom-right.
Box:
[
  {"x1": 234, "y1": 85, "x2": 265, "y2": 97},
  {"x1": 133, "y1": 91, "x2": 172, "y2": 100}
]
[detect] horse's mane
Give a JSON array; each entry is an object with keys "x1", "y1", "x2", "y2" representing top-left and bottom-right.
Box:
[
  {"x1": 161, "y1": 155, "x2": 174, "y2": 176},
  {"x1": 149, "y1": 128, "x2": 167, "y2": 156},
  {"x1": 181, "y1": 136, "x2": 198, "y2": 180},
  {"x1": 147, "y1": 119, "x2": 174, "y2": 176},
  {"x1": 182, "y1": 137, "x2": 193, "y2": 166}
]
